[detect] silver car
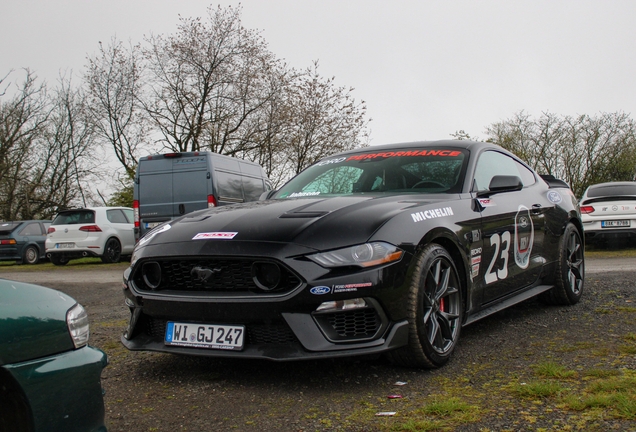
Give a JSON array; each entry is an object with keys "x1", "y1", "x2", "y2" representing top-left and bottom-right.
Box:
[
  {"x1": 579, "y1": 181, "x2": 636, "y2": 244},
  {"x1": 45, "y1": 207, "x2": 135, "y2": 265}
]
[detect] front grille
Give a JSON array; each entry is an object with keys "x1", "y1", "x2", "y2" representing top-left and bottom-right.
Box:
[
  {"x1": 131, "y1": 258, "x2": 302, "y2": 295},
  {"x1": 144, "y1": 318, "x2": 298, "y2": 345}
]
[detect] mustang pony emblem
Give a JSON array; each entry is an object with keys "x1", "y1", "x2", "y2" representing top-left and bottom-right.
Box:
[{"x1": 190, "y1": 266, "x2": 221, "y2": 282}]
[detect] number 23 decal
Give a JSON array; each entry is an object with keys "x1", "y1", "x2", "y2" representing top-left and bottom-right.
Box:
[{"x1": 485, "y1": 231, "x2": 510, "y2": 284}]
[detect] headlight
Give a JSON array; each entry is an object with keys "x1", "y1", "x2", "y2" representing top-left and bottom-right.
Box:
[
  {"x1": 308, "y1": 242, "x2": 403, "y2": 268},
  {"x1": 66, "y1": 303, "x2": 90, "y2": 348}
]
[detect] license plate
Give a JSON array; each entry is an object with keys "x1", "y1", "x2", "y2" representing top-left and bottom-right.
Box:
[
  {"x1": 56, "y1": 242, "x2": 75, "y2": 249},
  {"x1": 165, "y1": 321, "x2": 245, "y2": 351},
  {"x1": 601, "y1": 220, "x2": 630, "y2": 227},
  {"x1": 145, "y1": 222, "x2": 162, "y2": 229}
]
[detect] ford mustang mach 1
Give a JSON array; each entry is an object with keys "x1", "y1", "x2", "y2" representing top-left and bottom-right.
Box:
[{"x1": 121, "y1": 140, "x2": 584, "y2": 368}]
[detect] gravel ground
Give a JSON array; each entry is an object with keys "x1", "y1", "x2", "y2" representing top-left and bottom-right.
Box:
[{"x1": 2, "y1": 258, "x2": 635, "y2": 431}]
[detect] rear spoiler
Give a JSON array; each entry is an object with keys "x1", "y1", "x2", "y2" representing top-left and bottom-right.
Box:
[{"x1": 540, "y1": 174, "x2": 570, "y2": 189}]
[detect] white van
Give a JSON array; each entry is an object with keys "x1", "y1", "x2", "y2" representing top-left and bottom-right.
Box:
[{"x1": 133, "y1": 152, "x2": 272, "y2": 241}]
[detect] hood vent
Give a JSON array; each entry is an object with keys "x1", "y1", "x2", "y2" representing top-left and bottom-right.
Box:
[{"x1": 279, "y1": 211, "x2": 329, "y2": 219}]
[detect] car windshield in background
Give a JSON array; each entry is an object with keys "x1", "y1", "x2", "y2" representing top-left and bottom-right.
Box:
[
  {"x1": 52, "y1": 210, "x2": 96, "y2": 225},
  {"x1": 273, "y1": 148, "x2": 467, "y2": 199},
  {"x1": 587, "y1": 184, "x2": 636, "y2": 198}
]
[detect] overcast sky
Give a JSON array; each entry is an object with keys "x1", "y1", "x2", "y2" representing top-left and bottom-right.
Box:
[{"x1": 3, "y1": 0, "x2": 635, "y2": 147}]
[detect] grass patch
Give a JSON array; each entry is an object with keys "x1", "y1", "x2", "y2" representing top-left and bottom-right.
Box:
[
  {"x1": 393, "y1": 396, "x2": 480, "y2": 432},
  {"x1": 533, "y1": 362, "x2": 578, "y2": 380},
  {"x1": 507, "y1": 380, "x2": 568, "y2": 399}
]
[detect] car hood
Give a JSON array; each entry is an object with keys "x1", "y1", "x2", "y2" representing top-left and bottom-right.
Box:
[
  {"x1": 137, "y1": 195, "x2": 457, "y2": 256},
  {"x1": 0, "y1": 279, "x2": 76, "y2": 366}
]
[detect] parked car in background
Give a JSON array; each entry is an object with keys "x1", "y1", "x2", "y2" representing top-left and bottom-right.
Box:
[
  {"x1": 579, "y1": 181, "x2": 636, "y2": 245},
  {"x1": 0, "y1": 220, "x2": 51, "y2": 264},
  {"x1": 0, "y1": 278, "x2": 108, "y2": 431},
  {"x1": 46, "y1": 207, "x2": 134, "y2": 265},
  {"x1": 134, "y1": 151, "x2": 272, "y2": 241},
  {"x1": 122, "y1": 140, "x2": 584, "y2": 369}
]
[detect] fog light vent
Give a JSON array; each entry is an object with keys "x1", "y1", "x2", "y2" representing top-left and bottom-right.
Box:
[
  {"x1": 142, "y1": 261, "x2": 162, "y2": 289},
  {"x1": 252, "y1": 262, "x2": 282, "y2": 291}
]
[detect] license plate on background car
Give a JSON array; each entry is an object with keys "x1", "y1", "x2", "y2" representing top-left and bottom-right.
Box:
[
  {"x1": 165, "y1": 321, "x2": 245, "y2": 350},
  {"x1": 601, "y1": 220, "x2": 630, "y2": 228},
  {"x1": 55, "y1": 242, "x2": 75, "y2": 248},
  {"x1": 145, "y1": 222, "x2": 161, "y2": 229}
]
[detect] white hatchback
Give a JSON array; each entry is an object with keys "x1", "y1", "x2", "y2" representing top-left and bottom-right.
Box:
[
  {"x1": 46, "y1": 207, "x2": 135, "y2": 265},
  {"x1": 579, "y1": 181, "x2": 636, "y2": 245}
]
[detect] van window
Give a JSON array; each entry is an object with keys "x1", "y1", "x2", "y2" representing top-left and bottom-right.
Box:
[{"x1": 217, "y1": 171, "x2": 244, "y2": 202}]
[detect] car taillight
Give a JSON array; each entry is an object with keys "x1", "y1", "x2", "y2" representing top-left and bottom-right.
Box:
[
  {"x1": 0, "y1": 239, "x2": 16, "y2": 245},
  {"x1": 208, "y1": 195, "x2": 217, "y2": 208},
  {"x1": 580, "y1": 206, "x2": 595, "y2": 214},
  {"x1": 47, "y1": 227, "x2": 56, "y2": 234},
  {"x1": 79, "y1": 225, "x2": 102, "y2": 232},
  {"x1": 133, "y1": 200, "x2": 140, "y2": 228}
]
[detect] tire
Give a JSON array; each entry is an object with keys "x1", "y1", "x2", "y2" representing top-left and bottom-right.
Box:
[
  {"x1": 0, "y1": 372, "x2": 33, "y2": 432},
  {"x1": 101, "y1": 238, "x2": 122, "y2": 263},
  {"x1": 22, "y1": 245, "x2": 39, "y2": 265},
  {"x1": 387, "y1": 243, "x2": 464, "y2": 368},
  {"x1": 539, "y1": 222, "x2": 584, "y2": 305},
  {"x1": 50, "y1": 254, "x2": 69, "y2": 266}
]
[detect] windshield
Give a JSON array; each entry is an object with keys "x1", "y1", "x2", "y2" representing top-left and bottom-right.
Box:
[{"x1": 274, "y1": 148, "x2": 468, "y2": 199}]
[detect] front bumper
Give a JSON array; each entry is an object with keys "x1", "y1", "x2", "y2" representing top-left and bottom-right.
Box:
[
  {"x1": 121, "y1": 252, "x2": 413, "y2": 361},
  {"x1": 3, "y1": 345, "x2": 108, "y2": 432}
]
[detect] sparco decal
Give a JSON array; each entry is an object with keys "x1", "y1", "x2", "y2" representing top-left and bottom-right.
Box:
[
  {"x1": 192, "y1": 232, "x2": 238, "y2": 240},
  {"x1": 514, "y1": 205, "x2": 534, "y2": 269},
  {"x1": 411, "y1": 207, "x2": 454, "y2": 223}
]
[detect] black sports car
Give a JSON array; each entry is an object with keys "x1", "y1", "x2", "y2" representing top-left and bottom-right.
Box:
[{"x1": 121, "y1": 140, "x2": 584, "y2": 368}]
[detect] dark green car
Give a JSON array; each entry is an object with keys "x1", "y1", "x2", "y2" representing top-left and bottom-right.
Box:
[{"x1": 0, "y1": 279, "x2": 108, "y2": 432}]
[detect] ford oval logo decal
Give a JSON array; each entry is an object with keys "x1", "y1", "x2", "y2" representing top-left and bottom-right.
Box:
[{"x1": 310, "y1": 286, "x2": 331, "y2": 295}]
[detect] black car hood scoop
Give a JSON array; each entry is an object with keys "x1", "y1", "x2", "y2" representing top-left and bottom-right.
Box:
[{"x1": 279, "y1": 211, "x2": 329, "y2": 219}]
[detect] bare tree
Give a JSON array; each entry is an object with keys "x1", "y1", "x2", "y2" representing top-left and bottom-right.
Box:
[
  {"x1": 0, "y1": 70, "x2": 50, "y2": 219},
  {"x1": 142, "y1": 5, "x2": 280, "y2": 154},
  {"x1": 487, "y1": 111, "x2": 636, "y2": 196},
  {"x1": 85, "y1": 38, "x2": 149, "y2": 179},
  {"x1": 0, "y1": 70, "x2": 100, "y2": 219},
  {"x1": 284, "y1": 61, "x2": 369, "y2": 177}
]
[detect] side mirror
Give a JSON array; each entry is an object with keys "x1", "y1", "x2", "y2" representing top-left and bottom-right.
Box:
[{"x1": 477, "y1": 175, "x2": 523, "y2": 197}]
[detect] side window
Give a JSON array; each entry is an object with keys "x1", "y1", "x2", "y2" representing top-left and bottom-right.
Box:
[
  {"x1": 473, "y1": 151, "x2": 535, "y2": 192},
  {"x1": 122, "y1": 209, "x2": 134, "y2": 224},
  {"x1": 217, "y1": 171, "x2": 244, "y2": 202},
  {"x1": 107, "y1": 209, "x2": 128, "y2": 224},
  {"x1": 19, "y1": 223, "x2": 42, "y2": 236}
]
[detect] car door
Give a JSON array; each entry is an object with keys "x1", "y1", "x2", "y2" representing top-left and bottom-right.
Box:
[{"x1": 472, "y1": 150, "x2": 545, "y2": 305}]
